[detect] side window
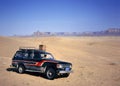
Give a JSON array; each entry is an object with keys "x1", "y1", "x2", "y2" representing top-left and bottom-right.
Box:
[
  {"x1": 23, "y1": 51, "x2": 34, "y2": 59},
  {"x1": 23, "y1": 52, "x2": 29, "y2": 59},
  {"x1": 34, "y1": 52, "x2": 41, "y2": 59},
  {"x1": 28, "y1": 52, "x2": 34, "y2": 59},
  {"x1": 14, "y1": 51, "x2": 23, "y2": 60},
  {"x1": 29, "y1": 53, "x2": 34, "y2": 59}
]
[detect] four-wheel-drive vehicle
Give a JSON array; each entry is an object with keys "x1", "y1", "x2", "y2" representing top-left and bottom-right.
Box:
[{"x1": 11, "y1": 48, "x2": 72, "y2": 80}]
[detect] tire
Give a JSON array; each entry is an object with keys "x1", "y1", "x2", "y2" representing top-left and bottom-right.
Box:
[
  {"x1": 17, "y1": 65, "x2": 25, "y2": 74},
  {"x1": 62, "y1": 73, "x2": 70, "y2": 77},
  {"x1": 45, "y1": 68, "x2": 56, "y2": 80}
]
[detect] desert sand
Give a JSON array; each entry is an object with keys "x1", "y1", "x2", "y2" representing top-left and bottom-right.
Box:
[{"x1": 0, "y1": 36, "x2": 120, "y2": 86}]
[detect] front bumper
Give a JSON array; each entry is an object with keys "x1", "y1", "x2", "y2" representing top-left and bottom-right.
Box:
[
  {"x1": 57, "y1": 67, "x2": 73, "y2": 74},
  {"x1": 58, "y1": 70, "x2": 73, "y2": 74}
]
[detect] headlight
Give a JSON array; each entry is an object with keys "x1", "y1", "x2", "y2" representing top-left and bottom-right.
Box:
[
  {"x1": 56, "y1": 64, "x2": 63, "y2": 68},
  {"x1": 69, "y1": 65, "x2": 72, "y2": 68}
]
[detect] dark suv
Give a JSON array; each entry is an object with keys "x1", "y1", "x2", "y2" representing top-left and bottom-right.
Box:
[{"x1": 11, "y1": 48, "x2": 72, "y2": 80}]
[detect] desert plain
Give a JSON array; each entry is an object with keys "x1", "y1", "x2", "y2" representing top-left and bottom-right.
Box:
[{"x1": 0, "y1": 36, "x2": 120, "y2": 86}]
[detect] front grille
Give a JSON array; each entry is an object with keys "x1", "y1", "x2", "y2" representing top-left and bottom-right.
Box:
[{"x1": 62, "y1": 64, "x2": 71, "y2": 68}]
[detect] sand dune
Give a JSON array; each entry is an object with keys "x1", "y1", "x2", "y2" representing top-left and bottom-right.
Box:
[{"x1": 0, "y1": 36, "x2": 120, "y2": 86}]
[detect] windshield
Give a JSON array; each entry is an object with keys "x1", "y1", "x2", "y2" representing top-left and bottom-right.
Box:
[{"x1": 40, "y1": 53, "x2": 54, "y2": 60}]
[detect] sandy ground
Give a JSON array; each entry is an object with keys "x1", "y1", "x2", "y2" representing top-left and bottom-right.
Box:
[{"x1": 0, "y1": 36, "x2": 120, "y2": 86}]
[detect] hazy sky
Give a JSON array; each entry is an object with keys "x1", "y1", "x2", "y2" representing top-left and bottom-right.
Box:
[{"x1": 0, "y1": 0, "x2": 120, "y2": 36}]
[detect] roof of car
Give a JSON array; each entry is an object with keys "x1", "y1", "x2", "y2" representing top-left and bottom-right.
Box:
[{"x1": 18, "y1": 49, "x2": 50, "y2": 54}]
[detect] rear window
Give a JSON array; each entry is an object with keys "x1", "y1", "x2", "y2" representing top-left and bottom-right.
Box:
[{"x1": 13, "y1": 51, "x2": 23, "y2": 60}]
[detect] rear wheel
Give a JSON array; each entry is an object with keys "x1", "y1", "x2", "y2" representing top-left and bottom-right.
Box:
[
  {"x1": 17, "y1": 65, "x2": 25, "y2": 74},
  {"x1": 45, "y1": 68, "x2": 56, "y2": 80}
]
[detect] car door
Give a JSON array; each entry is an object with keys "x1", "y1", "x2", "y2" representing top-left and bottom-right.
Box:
[
  {"x1": 22, "y1": 50, "x2": 35, "y2": 70},
  {"x1": 25, "y1": 51, "x2": 42, "y2": 71}
]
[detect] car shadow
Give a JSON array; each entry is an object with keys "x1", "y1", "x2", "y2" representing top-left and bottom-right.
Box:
[
  {"x1": 6, "y1": 68, "x2": 48, "y2": 79},
  {"x1": 6, "y1": 68, "x2": 67, "y2": 80},
  {"x1": 6, "y1": 67, "x2": 17, "y2": 72},
  {"x1": 25, "y1": 71, "x2": 46, "y2": 78}
]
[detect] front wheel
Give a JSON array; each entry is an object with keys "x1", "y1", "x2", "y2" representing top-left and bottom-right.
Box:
[{"x1": 45, "y1": 68, "x2": 56, "y2": 80}]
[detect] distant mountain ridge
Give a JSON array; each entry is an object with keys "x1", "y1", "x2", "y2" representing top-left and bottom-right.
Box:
[{"x1": 13, "y1": 28, "x2": 120, "y2": 37}]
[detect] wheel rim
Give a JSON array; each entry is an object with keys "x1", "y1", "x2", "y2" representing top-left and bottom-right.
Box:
[
  {"x1": 19, "y1": 67, "x2": 23, "y2": 73},
  {"x1": 47, "y1": 69, "x2": 55, "y2": 79}
]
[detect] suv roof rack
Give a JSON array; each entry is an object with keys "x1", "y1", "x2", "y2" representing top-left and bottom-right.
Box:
[{"x1": 19, "y1": 47, "x2": 36, "y2": 50}]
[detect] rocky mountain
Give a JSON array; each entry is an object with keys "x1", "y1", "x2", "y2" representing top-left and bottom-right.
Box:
[
  {"x1": 31, "y1": 28, "x2": 120, "y2": 37},
  {"x1": 13, "y1": 28, "x2": 120, "y2": 37}
]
